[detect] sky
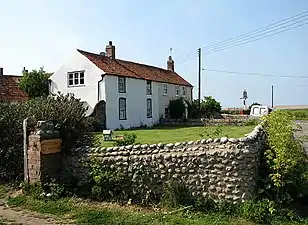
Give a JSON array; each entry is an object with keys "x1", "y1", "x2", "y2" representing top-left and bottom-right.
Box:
[{"x1": 0, "y1": 0, "x2": 308, "y2": 108}]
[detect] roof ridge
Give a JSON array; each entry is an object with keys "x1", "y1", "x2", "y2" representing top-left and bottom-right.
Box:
[
  {"x1": 77, "y1": 48, "x2": 193, "y2": 87},
  {"x1": 77, "y1": 48, "x2": 170, "y2": 73}
]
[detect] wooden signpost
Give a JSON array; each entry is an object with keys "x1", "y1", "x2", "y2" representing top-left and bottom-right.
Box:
[{"x1": 41, "y1": 139, "x2": 62, "y2": 155}]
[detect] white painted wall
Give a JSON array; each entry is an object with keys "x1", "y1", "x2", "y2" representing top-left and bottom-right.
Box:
[
  {"x1": 49, "y1": 50, "x2": 193, "y2": 129},
  {"x1": 104, "y1": 75, "x2": 160, "y2": 129},
  {"x1": 156, "y1": 82, "x2": 193, "y2": 118},
  {"x1": 49, "y1": 51, "x2": 104, "y2": 116}
]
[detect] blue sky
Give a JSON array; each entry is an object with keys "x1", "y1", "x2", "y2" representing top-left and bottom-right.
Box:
[{"x1": 0, "y1": 0, "x2": 307, "y2": 107}]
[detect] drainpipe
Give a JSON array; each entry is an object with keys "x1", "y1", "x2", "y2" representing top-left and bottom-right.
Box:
[{"x1": 97, "y1": 74, "x2": 105, "y2": 102}]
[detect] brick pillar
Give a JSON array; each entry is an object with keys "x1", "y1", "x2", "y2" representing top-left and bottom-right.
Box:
[{"x1": 27, "y1": 121, "x2": 62, "y2": 184}]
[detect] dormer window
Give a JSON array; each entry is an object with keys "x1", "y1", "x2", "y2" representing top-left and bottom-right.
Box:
[
  {"x1": 146, "y1": 80, "x2": 152, "y2": 95},
  {"x1": 68, "y1": 71, "x2": 85, "y2": 87}
]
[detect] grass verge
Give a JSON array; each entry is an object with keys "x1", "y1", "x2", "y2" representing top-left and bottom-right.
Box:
[
  {"x1": 6, "y1": 195, "x2": 255, "y2": 225},
  {"x1": 4, "y1": 193, "x2": 308, "y2": 225}
]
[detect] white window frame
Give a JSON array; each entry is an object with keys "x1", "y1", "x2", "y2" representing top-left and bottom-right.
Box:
[
  {"x1": 68, "y1": 71, "x2": 85, "y2": 87},
  {"x1": 163, "y1": 84, "x2": 168, "y2": 95},
  {"x1": 119, "y1": 98, "x2": 127, "y2": 120},
  {"x1": 182, "y1": 87, "x2": 186, "y2": 96},
  {"x1": 118, "y1": 77, "x2": 126, "y2": 93},
  {"x1": 175, "y1": 86, "x2": 180, "y2": 96},
  {"x1": 146, "y1": 98, "x2": 152, "y2": 118},
  {"x1": 146, "y1": 80, "x2": 152, "y2": 95}
]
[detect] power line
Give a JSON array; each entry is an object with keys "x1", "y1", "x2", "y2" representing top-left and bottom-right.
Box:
[
  {"x1": 203, "y1": 20, "x2": 308, "y2": 55},
  {"x1": 172, "y1": 10, "x2": 308, "y2": 65},
  {"x1": 201, "y1": 10, "x2": 308, "y2": 52},
  {"x1": 202, "y1": 68, "x2": 308, "y2": 79}
]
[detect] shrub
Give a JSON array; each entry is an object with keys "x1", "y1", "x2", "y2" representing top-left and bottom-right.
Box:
[
  {"x1": 0, "y1": 93, "x2": 95, "y2": 182},
  {"x1": 200, "y1": 96, "x2": 222, "y2": 118},
  {"x1": 168, "y1": 98, "x2": 186, "y2": 119},
  {"x1": 114, "y1": 132, "x2": 137, "y2": 146},
  {"x1": 260, "y1": 110, "x2": 308, "y2": 203},
  {"x1": 159, "y1": 179, "x2": 193, "y2": 208},
  {"x1": 90, "y1": 158, "x2": 129, "y2": 201}
]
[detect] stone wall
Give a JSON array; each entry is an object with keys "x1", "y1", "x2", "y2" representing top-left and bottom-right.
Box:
[
  {"x1": 70, "y1": 124, "x2": 265, "y2": 203},
  {"x1": 27, "y1": 121, "x2": 62, "y2": 183},
  {"x1": 160, "y1": 115, "x2": 252, "y2": 126}
]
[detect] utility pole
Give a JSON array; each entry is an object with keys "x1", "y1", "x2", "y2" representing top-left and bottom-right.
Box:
[
  {"x1": 198, "y1": 48, "x2": 201, "y2": 110},
  {"x1": 271, "y1": 85, "x2": 274, "y2": 108}
]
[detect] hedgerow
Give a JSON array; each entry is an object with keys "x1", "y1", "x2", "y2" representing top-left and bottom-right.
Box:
[{"x1": 0, "y1": 93, "x2": 95, "y2": 182}]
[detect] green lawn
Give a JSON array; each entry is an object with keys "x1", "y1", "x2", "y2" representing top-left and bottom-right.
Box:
[{"x1": 95, "y1": 125, "x2": 255, "y2": 147}]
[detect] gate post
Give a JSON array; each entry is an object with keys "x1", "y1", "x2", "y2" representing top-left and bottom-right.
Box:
[{"x1": 26, "y1": 121, "x2": 62, "y2": 184}]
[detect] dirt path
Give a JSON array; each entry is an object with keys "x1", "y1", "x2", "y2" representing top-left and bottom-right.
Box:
[
  {"x1": 0, "y1": 197, "x2": 74, "y2": 225},
  {"x1": 0, "y1": 204, "x2": 73, "y2": 225}
]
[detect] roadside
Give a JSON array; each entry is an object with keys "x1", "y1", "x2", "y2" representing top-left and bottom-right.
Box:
[
  {"x1": 294, "y1": 120, "x2": 308, "y2": 155},
  {"x1": 0, "y1": 187, "x2": 74, "y2": 225}
]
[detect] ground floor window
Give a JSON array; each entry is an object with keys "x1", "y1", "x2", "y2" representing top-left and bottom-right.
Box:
[
  {"x1": 147, "y1": 98, "x2": 152, "y2": 118},
  {"x1": 119, "y1": 98, "x2": 127, "y2": 120}
]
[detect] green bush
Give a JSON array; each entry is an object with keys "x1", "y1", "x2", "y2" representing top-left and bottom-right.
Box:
[
  {"x1": 260, "y1": 110, "x2": 308, "y2": 203},
  {"x1": 168, "y1": 98, "x2": 186, "y2": 119},
  {"x1": 114, "y1": 132, "x2": 137, "y2": 146},
  {"x1": 0, "y1": 93, "x2": 95, "y2": 182},
  {"x1": 89, "y1": 157, "x2": 130, "y2": 201},
  {"x1": 159, "y1": 179, "x2": 193, "y2": 208}
]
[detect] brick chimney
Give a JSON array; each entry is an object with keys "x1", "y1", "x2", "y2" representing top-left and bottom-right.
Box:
[
  {"x1": 167, "y1": 56, "x2": 174, "y2": 71},
  {"x1": 105, "y1": 41, "x2": 115, "y2": 59},
  {"x1": 22, "y1": 67, "x2": 28, "y2": 74},
  {"x1": 0, "y1": 67, "x2": 3, "y2": 76}
]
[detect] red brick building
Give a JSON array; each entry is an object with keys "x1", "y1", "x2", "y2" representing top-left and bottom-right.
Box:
[{"x1": 0, "y1": 67, "x2": 28, "y2": 102}]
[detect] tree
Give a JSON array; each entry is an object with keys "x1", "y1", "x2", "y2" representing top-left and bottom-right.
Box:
[
  {"x1": 19, "y1": 67, "x2": 51, "y2": 98},
  {"x1": 200, "y1": 96, "x2": 222, "y2": 118},
  {"x1": 168, "y1": 98, "x2": 186, "y2": 119}
]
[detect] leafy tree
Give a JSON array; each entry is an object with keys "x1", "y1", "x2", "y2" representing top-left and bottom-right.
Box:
[
  {"x1": 188, "y1": 99, "x2": 200, "y2": 119},
  {"x1": 168, "y1": 98, "x2": 186, "y2": 119},
  {"x1": 19, "y1": 67, "x2": 52, "y2": 98},
  {"x1": 200, "y1": 96, "x2": 222, "y2": 118}
]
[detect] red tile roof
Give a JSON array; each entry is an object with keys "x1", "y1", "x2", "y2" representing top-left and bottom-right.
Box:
[
  {"x1": 77, "y1": 49, "x2": 193, "y2": 87},
  {"x1": 0, "y1": 75, "x2": 28, "y2": 102}
]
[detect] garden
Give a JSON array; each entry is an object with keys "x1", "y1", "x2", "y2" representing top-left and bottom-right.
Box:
[{"x1": 1, "y1": 70, "x2": 308, "y2": 225}]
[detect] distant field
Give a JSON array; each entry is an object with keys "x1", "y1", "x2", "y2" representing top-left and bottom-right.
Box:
[{"x1": 284, "y1": 109, "x2": 308, "y2": 120}]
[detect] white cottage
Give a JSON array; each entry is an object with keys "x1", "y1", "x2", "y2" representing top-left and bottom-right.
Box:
[{"x1": 49, "y1": 41, "x2": 193, "y2": 130}]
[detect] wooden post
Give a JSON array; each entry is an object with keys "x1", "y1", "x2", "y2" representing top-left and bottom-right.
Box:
[{"x1": 23, "y1": 118, "x2": 29, "y2": 182}]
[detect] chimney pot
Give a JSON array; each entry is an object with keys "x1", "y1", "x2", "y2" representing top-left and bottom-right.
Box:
[
  {"x1": 0, "y1": 67, "x2": 3, "y2": 76},
  {"x1": 105, "y1": 41, "x2": 115, "y2": 59},
  {"x1": 167, "y1": 56, "x2": 174, "y2": 71}
]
